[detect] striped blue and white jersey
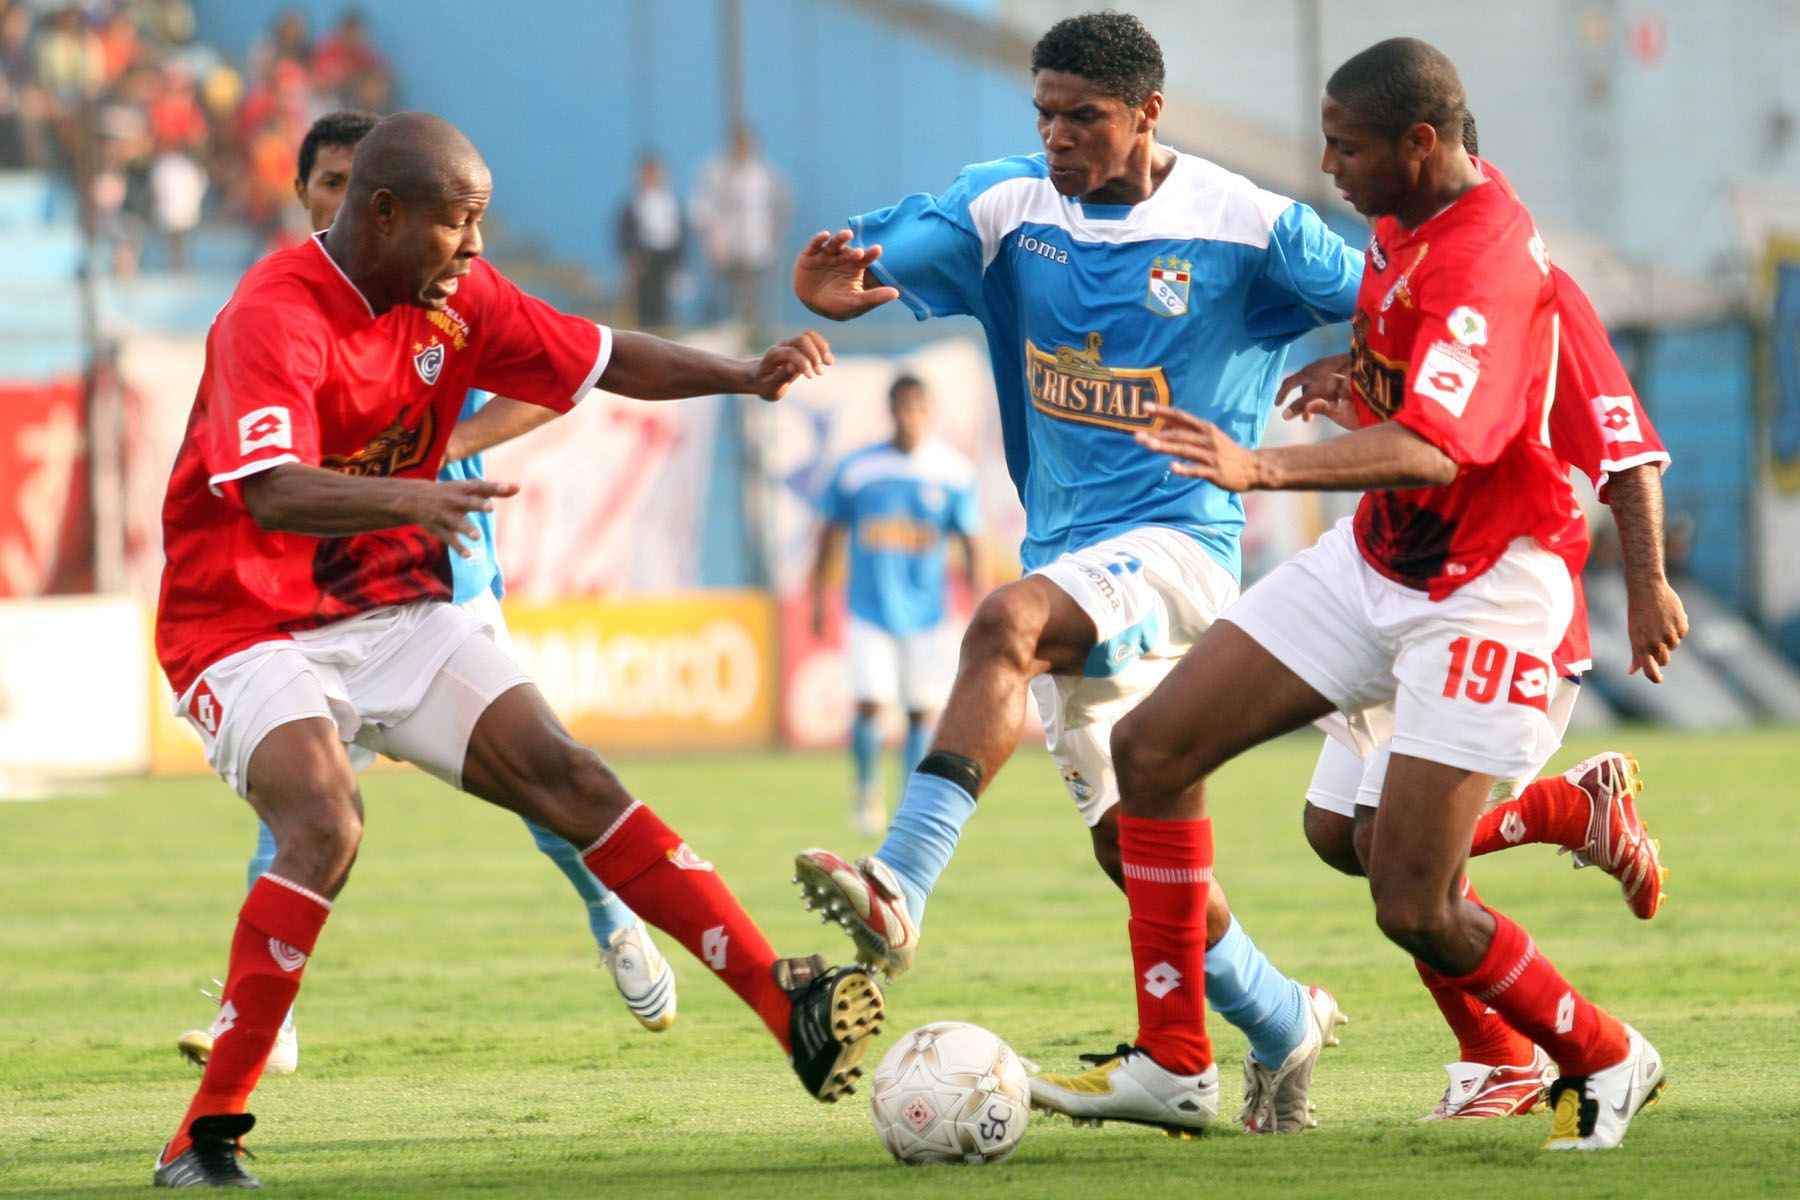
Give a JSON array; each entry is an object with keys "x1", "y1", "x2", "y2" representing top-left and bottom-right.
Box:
[
  {"x1": 852, "y1": 149, "x2": 1361, "y2": 576},
  {"x1": 820, "y1": 438, "x2": 981, "y2": 635}
]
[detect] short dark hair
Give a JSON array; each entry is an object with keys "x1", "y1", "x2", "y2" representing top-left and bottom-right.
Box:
[
  {"x1": 1325, "y1": 37, "x2": 1466, "y2": 143},
  {"x1": 888, "y1": 373, "x2": 925, "y2": 403},
  {"x1": 1461, "y1": 110, "x2": 1478, "y2": 156},
  {"x1": 1030, "y1": 11, "x2": 1164, "y2": 107},
  {"x1": 297, "y1": 109, "x2": 380, "y2": 185}
]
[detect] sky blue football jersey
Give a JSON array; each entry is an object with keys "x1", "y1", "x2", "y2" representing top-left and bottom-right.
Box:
[
  {"x1": 852, "y1": 150, "x2": 1361, "y2": 576},
  {"x1": 820, "y1": 438, "x2": 982, "y2": 635},
  {"x1": 441, "y1": 390, "x2": 503, "y2": 604}
]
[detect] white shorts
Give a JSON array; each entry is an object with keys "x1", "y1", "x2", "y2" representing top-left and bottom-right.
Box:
[
  {"x1": 1026, "y1": 526, "x2": 1241, "y2": 827},
  {"x1": 1225, "y1": 518, "x2": 1572, "y2": 782},
  {"x1": 847, "y1": 616, "x2": 953, "y2": 712},
  {"x1": 1305, "y1": 676, "x2": 1583, "y2": 819},
  {"x1": 176, "y1": 599, "x2": 529, "y2": 797}
]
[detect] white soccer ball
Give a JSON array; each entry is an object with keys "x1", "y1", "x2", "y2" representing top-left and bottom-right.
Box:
[{"x1": 868, "y1": 1021, "x2": 1031, "y2": 1165}]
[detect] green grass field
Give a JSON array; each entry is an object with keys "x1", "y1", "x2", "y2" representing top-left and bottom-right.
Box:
[{"x1": 4, "y1": 730, "x2": 1798, "y2": 1197}]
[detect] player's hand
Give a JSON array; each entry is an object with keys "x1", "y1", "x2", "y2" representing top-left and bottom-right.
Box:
[
  {"x1": 749, "y1": 330, "x2": 833, "y2": 401},
  {"x1": 1136, "y1": 404, "x2": 1261, "y2": 492},
  {"x1": 1279, "y1": 352, "x2": 1356, "y2": 429},
  {"x1": 411, "y1": 478, "x2": 519, "y2": 557},
  {"x1": 792, "y1": 230, "x2": 900, "y2": 320},
  {"x1": 1625, "y1": 577, "x2": 1688, "y2": 682}
]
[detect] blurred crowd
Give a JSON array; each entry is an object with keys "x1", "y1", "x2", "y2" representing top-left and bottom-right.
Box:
[{"x1": 0, "y1": 1, "x2": 394, "y2": 271}]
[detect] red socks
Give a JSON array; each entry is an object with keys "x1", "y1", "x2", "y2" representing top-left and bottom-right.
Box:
[
  {"x1": 1416, "y1": 878, "x2": 1533, "y2": 1065},
  {"x1": 1446, "y1": 904, "x2": 1628, "y2": 1076},
  {"x1": 164, "y1": 875, "x2": 331, "y2": 1162},
  {"x1": 1470, "y1": 777, "x2": 1588, "y2": 857},
  {"x1": 1120, "y1": 813, "x2": 1213, "y2": 1075},
  {"x1": 582, "y1": 802, "x2": 790, "y2": 1049}
]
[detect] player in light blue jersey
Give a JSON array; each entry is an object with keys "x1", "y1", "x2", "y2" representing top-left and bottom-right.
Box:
[
  {"x1": 810, "y1": 374, "x2": 986, "y2": 834},
  {"x1": 177, "y1": 113, "x2": 677, "y2": 1079},
  {"x1": 791, "y1": 12, "x2": 1360, "y2": 1136}
]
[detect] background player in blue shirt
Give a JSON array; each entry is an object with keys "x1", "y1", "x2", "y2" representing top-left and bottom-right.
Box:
[
  {"x1": 790, "y1": 12, "x2": 1361, "y2": 1136},
  {"x1": 810, "y1": 374, "x2": 986, "y2": 835},
  {"x1": 177, "y1": 112, "x2": 677, "y2": 1078}
]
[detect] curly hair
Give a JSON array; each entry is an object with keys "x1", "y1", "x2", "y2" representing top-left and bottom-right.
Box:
[
  {"x1": 1325, "y1": 38, "x2": 1466, "y2": 143},
  {"x1": 1030, "y1": 11, "x2": 1164, "y2": 107},
  {"x1": 297, "y1": 109, "x2": 380, "y2": 185}
]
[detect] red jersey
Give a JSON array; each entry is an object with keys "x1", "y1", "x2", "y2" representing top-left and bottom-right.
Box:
[
  {"x1": 155, "y1": 233, "x2": 609, "y2": 696},
  {"x1": 1348, "y1": 174, "x2": 1582, "y2": 599}
]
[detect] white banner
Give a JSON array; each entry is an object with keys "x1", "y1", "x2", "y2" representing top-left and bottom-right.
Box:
[{"x1": 0, "y1": 596, "x2": 149, "y2": 778}]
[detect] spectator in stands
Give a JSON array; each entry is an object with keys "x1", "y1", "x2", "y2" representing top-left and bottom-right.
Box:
[
  {"x1": 310, "y1": 9, "x2": 391, "y2": 111},
  {"x1": 616, "y1": 151, "x2": 686, "y2": 331},
  {"x1": 149, "y1": 64, "x2": 207, "y2": 269},
  {"x1": 248, "y1": 8, "x2": 309, "y2": 90},
  {"x1": 691, "y1": 122, "x2": 790, "y2": 345},
  {"x1": 0, "y1": 2, "x2": 51, "y2": 168}
]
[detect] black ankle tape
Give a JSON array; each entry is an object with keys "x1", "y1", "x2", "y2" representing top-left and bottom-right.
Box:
[{"x1": 917, "y1": 750, "x2": 983, "y2": 797}]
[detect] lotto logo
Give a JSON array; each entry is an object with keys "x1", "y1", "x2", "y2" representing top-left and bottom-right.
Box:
[
  {"x1": 1500, "y1": 812, "x2": 1528, "y2": 844},
  {"x1": 1508, "y1": 653, "x2": 1551, "y2": 711},
  {"x1": 1593, "y1": 394, "x2": 1643, "y2": 442},
  {"x1": 237, "y1": 406, "x2": 292, "y2": 455},
  {"x1": 1142, "y1": 961, "x2": 1182, "y2": 999},
  {"x1": 702, "y1": 925, "x2": 729, "y2": 970},
  {"x1": 1413, "y1": 342, "x2": 1480, "y2": 417},
  {"x1": 188, "y1": 681, "x2": 223, "y2": 736},
  {"x1": 208, "y1": 999, "x2": 239, "y2": 1040},
  {"x1": 1554, "y1": 991, "x2": 1576, "y2": 1036}
]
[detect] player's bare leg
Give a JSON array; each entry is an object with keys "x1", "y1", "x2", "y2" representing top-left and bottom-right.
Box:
[
  {"x1": 796, "y1": 576, "x2": 1093, "y2": 976},
  {"x1": 158, "y1": 720, "x2": 355, "y2": 1185},
  {"x1": 1033, "y1": 623, "x2": 1344, "y2": 1135},
  {"x1": 460, "y1": 682, "x2": 881, "y2": 1101},
  {"x1": 1369, "y1": 756, "x2": 1661, "y2": 1148}
]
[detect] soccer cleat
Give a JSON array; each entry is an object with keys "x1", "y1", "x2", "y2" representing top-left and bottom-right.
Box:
[
  {"x1": 600, "y1": 919, "x2": 677, "y2": 1032},
  {"x1": 1029, "y1": 1044, "x2": 1219, "y2": 1138},
  {"x1": 179, "y1": 1000, "x2": 297, "y2": 1077},
  {"x1": 792, "y1": 849, "x2": 919, "y2": 980},
  {"x1": 776, "y1": 954, "x2": 885, "y2": 1102},
  {"x1": 1543, "y1": 1025, "x2": 1665, "y2": 1150},
  {"x1": 153, "y1": 1112, "x2": 260, "y2": 1188},
  {"x1": 853, "y1": 783, "x2": 886, "y2": 837},
  {"x1": 1417, "y1": 1046, "x2": 1556, "y2": 1121},
  {"x1": 1560, "y1": 752, "x2": 1667, "y2": 919},
  {"x1": 1240, "y1": 984, "x2": 1347, "y2": 1134}
]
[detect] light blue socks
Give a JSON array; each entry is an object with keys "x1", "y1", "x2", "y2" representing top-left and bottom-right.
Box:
[
  {"x1": 873, "y1": 769, "x2": 978, "y2": 922},
  {"x1": 851, "y1": 711, "x2": 881, "y2": 789},
  {"x1": 1206, "y1": 915, "x2": 1308, "y2": 1068},
  {"x1": 523, "y1": 817, "x2": 637, "y2": 948}
]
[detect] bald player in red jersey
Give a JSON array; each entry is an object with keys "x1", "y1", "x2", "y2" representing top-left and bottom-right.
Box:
[
  {"x1": 1030, "y1": 39, "x2": 1663, "y2": 1153},
  {"x1": 151, "y1": 113, "x2": 882, "y2": 1189}
]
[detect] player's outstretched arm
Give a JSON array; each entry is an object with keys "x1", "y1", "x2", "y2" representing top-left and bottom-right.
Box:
[
  {"x1": 1605, "y1": 464, "x2": 1688, "y2": 681},
  {"x1": 792, "y1": 230, "x2": 900, "y2": 320},
  {"x1": 1278, "y1": 351, "x2": 1358, "y2": 429},
  {"x1": 601, "y1": 329, "x2": 831, "y2": 402},
  {"x1": 240, "y1": 463, "x2": 517, "y2": 557},
  {"x1": 1137, "y1": 403, "x2": 1456, "y2": 493},
  {"x1": 445, "y1": 397, "x2": 558, "y2": 462}
]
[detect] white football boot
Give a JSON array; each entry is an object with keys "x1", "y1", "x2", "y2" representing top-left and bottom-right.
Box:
[
  {"x1": 1029, "y1": 1046, "x2": 1220, "y2": 1138},
  {"x1": 793, "y1": 849, "x2": 919, "y2": 979},
  {"x1": 600, "y1": 919, "x2": 677, "y2": 1032},
  {"x1": 177, "y1": 1001, "x2": 298, "y2": 1076},
  {"x1": 1239, "y1": 984, "x2": 1347, "y2": 1133},
  {"x1": 1543, "y1": 1025, "x2": 1666, "y2": 1150}
]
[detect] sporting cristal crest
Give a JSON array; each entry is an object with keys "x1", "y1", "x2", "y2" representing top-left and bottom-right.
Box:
[
  {"x1": 1146, "y1": 257, "x2": 1191, "y2": 318},
  {"x1": 412, "y1": 336, "x2": 445, "y2": 386}
]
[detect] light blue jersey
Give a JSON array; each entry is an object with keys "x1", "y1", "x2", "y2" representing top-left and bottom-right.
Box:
[
  {"x1": 852, "y1": 150, "x2": 1360, "y2": 576},
  {"x1": 441, "y1": 390, "x2": 503, "y2": 603},
  {"x1": 821, "y1": 438, "x2": 981, "y2": 635}
]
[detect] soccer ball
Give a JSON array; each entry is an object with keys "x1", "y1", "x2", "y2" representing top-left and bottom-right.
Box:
[{"x1": 868, "y1": 1021, "x2": 1031, "y2": 1165}]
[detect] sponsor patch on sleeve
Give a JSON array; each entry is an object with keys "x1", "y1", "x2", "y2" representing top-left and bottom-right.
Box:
[
  {"x1": 1446, "y1": 306, "x2": 1488, "y2": 346},
  {"x1": 1592, "y1": 393, "x2": 1643, "y2": 443},
  {"x1": 238, "y1": 406, "x2": 293, "y2": 455},
  {"x1": 1412, "y1": 341, "x2": 1481, "y2": 417}
]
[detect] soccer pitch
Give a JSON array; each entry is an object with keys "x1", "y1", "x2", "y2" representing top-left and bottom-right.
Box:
[{"x1": 3, "y1": 730, "x2": 1796, "y2": 1197}]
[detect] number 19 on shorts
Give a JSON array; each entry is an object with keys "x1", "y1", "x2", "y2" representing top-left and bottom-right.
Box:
[{"x1": 1442, "y1": 636, "x2": 1552, "y2": 711}]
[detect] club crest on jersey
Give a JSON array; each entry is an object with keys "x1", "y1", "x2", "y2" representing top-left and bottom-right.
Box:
[
  {"x1": 1146, "y1": 256, "x2": 1191, "y2": 318},
  {"x1": 1025, "y1": 332, "x2": 1172, "y2": 432},
  {"x1": 412, "y1": 336, "x2": 445, "y2": 386}
]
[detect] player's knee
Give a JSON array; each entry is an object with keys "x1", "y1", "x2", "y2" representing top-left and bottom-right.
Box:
[
  {"x1": 1089, "y1": 821, "x2": 1123, "y2": 890},
  {"x1": 962, "y1": 587, "x2": 1043, "y2": 676},
  {"x1": 1110, "y1": 709, "x2": 1191, "y2": 801},
  {"x1": 1371, "y1": 891, "x2": 1456, "y2": 959},
  {"x1": 558, "y1": 743, "x2": 633, "y2": 820},
  {"x1": 1303, "y1": 804, "x2": 1365, "y2": 877},
  {"x1": 277, "y1": 796, "x2": 363, "y2": 887}
]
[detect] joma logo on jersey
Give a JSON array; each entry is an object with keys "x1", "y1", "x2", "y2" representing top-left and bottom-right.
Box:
[
  {"x1": 1015, "y1": 232, "x2": 1069, "y2": 264},
  {"x1": 321, "y1": 405, "x2": 437, "y2": 478},
  {"x1": 1024, "y1": 333, "x2": 1171, "y2": 432}
]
